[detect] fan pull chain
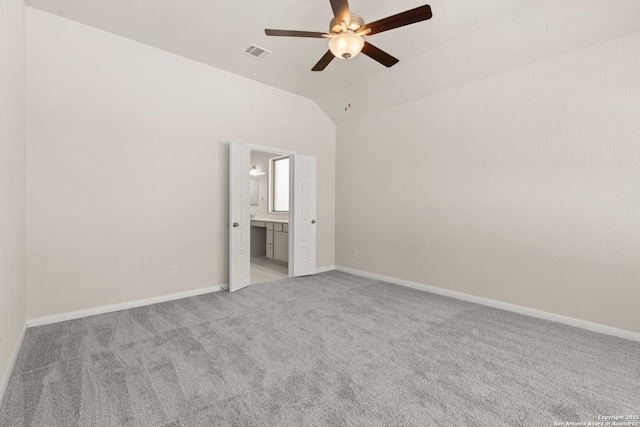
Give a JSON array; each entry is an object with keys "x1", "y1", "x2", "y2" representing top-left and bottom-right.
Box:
[{"x1": 344, "y1": 59, "x2": 351, "y2": 111}]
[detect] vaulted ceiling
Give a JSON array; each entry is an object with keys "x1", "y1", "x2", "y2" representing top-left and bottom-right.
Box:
[{"x1": 25, "y1": 0, "x2": 640, "y2": 124}]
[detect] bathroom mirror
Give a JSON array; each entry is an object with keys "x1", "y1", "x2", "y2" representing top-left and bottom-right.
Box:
[{"x1": 250, "y1": 177, "x2": 259, "y2": 205}]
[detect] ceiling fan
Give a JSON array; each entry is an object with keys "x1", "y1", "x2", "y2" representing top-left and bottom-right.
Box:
[{"x1": 265, "y1": 0, "x2": 433, "y2": 71}]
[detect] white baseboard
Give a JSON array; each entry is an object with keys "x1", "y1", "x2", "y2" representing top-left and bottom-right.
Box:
[
  {"x1": 26, "y1": 267, "x2": 337, "y2": 328},
  {"x1": 1, "y1": 323, "x2": 27, "y2": 405},
  {"x1": 336, "y1": 266, "x2": 640, "y2": 343},
  {"x1": 316, "y1": 265, "x2": 336, "y2": 274},
  {"x1": 27, "y1": 284, "x2": 228, "y2": 328}
]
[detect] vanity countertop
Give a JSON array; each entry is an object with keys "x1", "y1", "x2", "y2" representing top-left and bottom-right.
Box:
[{"x1": 251, "y1": 217, "x2": 289, "y2": 224}]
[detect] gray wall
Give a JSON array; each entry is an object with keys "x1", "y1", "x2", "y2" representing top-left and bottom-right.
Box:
[
  {"x1": 0, "y1": 0, "x2": 27, "y2": 391},
  {"x1": 336, "y1": 31, "x2": 640, "y2": 334}
]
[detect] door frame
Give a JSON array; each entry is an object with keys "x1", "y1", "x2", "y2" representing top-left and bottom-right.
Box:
[{"x1": 245, "y1": 143, "x2": 296, "y2": 278}]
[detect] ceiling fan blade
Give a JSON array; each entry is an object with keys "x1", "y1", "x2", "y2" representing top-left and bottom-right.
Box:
[
  {"x1": 361, "y1": 5, "x2": 432, "y2": 35},
  {"x1": 265, "y1": 29, "x2": 327, "y2": 38},
  {"x1": 330, "y1": 0, "x2": 352, "y2": 26},
  {"x1": 312, "y1": 50, "x2": 335, "y2": 71},
  {"x1": 361, "y1": 42, "x2": 399, "y2": 68}
]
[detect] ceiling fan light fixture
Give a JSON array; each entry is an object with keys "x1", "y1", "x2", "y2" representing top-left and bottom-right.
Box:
[
  {"x1": 328, "y1": 32, "x2": 364, "y2": 59},
  {"x1": 264, "y1": 3, "x2": 433, "y2": 71}
]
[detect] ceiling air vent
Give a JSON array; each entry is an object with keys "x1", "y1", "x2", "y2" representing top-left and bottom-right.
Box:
[{"x1": 243, "y1": 44, "x2": 272, "y2": 61}]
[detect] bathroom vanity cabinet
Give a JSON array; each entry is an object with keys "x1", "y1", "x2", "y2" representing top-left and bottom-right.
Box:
[{"x1": 251, "y1": 219, "x2": 289, "y2": 263}]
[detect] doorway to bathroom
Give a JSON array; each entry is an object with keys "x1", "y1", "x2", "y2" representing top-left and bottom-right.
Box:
[
  {"x1": 248, "y1": 149, "x2": 290, "y2": 285},
  {"x1": 229, "y1": 142, "x2": 317, "y2": 292}
]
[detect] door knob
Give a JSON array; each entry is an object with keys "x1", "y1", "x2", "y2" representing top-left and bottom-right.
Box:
[
  {"x1": 311, "y1": 219, "x2": 316, "y2": 224},
  {"x1": 233, "y1": 222, "x2": 239, "y2": 227}
]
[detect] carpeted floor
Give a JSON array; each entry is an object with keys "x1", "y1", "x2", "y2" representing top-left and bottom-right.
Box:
[{"x1": 1, "y1": 271, "x2": 638, "y2": 426}]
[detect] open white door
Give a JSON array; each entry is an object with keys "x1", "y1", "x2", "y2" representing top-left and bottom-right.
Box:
[
  {"x1": 229, "y1": 142, "x2": 250, "y2": 292},
  {"x1": 292, "y1": 155, "x2": 317, "y2": 277}
]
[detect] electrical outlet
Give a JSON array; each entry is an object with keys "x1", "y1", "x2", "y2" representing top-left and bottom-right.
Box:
[
  {"x1": 352, "y1": 249, "x2": 358, "y2": 258},
  {"x1": 170, "y1": 265, "x2": 178, "y2": 276}
]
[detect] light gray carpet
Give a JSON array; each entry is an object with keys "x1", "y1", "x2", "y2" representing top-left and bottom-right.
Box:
[{"x1": 1, "y1": 271, "x2": 638, "y2": 426}]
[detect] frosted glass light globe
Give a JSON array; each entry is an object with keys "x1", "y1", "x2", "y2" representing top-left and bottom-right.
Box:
[{"x1": 328, "y1": 33, "x2": 364, "y2": 59}]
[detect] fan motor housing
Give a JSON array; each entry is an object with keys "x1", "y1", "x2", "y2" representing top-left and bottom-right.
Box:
[{"x1": 329, "y1": 13, "x2": 365, "y2": 34}]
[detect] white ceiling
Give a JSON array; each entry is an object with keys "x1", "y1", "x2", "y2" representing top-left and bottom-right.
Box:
[{"x1": 25, "y1": 0, "x2": 640, "y2": 124}]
